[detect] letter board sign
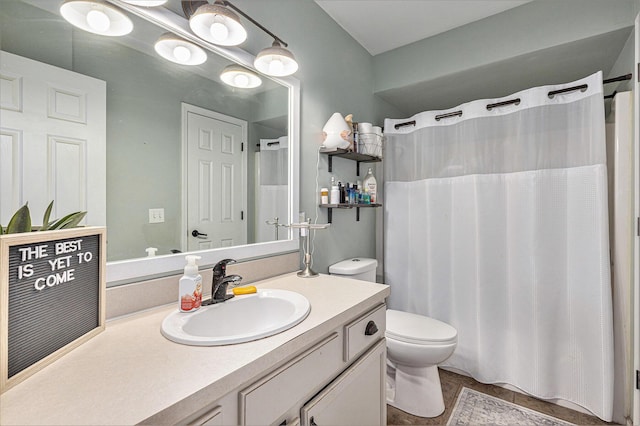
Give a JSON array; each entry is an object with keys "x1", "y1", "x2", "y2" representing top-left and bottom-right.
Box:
[{"x1": 0, "y1": 227, "x2": 106, "y2": 393}]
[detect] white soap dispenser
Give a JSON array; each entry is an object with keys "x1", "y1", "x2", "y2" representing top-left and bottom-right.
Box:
[{"x1": 179, "y1": 255, "x2": 203, "y2": 312}]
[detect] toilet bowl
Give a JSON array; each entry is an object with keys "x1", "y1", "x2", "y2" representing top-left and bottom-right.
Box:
[{"x1": 329, "y1": 258, "x2": 458, "y2": 418}]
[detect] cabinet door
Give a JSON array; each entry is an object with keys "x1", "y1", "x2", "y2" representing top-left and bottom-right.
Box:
[
  {"x1": 240, "y1": 332, "x2": 343, "y2": 425},
  {"x1": 301, "y1": 339, "x2": 386, "y2": 426}
]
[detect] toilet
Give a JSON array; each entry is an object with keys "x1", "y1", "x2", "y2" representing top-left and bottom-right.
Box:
[{"x1": 329, "y1": 258, "x2": 458, "y2": 418}]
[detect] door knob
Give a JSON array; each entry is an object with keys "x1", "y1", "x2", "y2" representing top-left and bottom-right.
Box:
[{"x1": 191, "y1": 230, "x2": 208, "y2": 238}]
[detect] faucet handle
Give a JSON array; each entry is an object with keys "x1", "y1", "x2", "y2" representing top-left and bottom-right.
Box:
[{"x1": 213, "y1": 258, "x2": 236, "y2": 275}]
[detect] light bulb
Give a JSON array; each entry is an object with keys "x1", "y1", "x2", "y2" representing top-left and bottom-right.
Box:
[
  {"x1": 210, "y1": 21, "x2": 229, "y2": 42},
  {"x1": 268, "y1": 58, "x2": 284, "y2": 76},
  {"x1": 172, "y1": 45, "x2": 192, "y2": 63},
  {"x1": 233, "y1": 74, "x2": 249, "y2": 88},
  {"x1": 86, "y1": 9, "x2": 111, "y2": 32}
]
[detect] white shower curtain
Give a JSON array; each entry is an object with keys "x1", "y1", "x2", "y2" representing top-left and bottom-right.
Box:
[
  {"x1": 383, "y1": 72, "x2": 614, "y2": 421},
  {"x1": 256, "y1": 136, "x2": 288, "y2": 242}
]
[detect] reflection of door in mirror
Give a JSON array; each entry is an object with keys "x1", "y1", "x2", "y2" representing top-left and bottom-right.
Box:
[
  {"x1": 0, "y1": 50, "x2": 106, "y2": 227},
  {"x1": 255, "y1": 137, "x2": 289, "y2": 243},
  {"x1": 183, "y1": 103, "x2": 247, "y2": 252}
]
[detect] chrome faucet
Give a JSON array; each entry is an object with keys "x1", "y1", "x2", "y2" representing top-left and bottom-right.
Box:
[{"x1": 203, "y1": 259, "x2": 242, "y2": 305}]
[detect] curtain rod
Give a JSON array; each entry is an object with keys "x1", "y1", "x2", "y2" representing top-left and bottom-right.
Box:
[{"x1": 393, "y1": 73, "x2": 632, "y2": 129}]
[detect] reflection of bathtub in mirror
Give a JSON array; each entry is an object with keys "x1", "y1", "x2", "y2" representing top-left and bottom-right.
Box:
[
  {"x1": 0, "y1": 0, "x2": 299, "y2": 276},
  {"x1": 256, "y1": 137, "x2": 289, "y2": 243}
]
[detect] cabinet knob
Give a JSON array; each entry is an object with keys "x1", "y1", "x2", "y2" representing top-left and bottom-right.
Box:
[
  {"x1": 310, "y1": 416, "x2": 318, "y2": 426},
  {"x1": 365, "y1": 320, "x2": 378, "y2": 336}
]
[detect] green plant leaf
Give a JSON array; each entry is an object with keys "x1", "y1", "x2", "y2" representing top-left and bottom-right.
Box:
[
  {"x1": 40, "y1": 201, "x2": 54, "y2": 231},
  {"x1": 48, "y1": 211, "x2": 86, "y2": 230},
  {"x1": 6, "y1": 203, "x2": 32, "y2": 233}
]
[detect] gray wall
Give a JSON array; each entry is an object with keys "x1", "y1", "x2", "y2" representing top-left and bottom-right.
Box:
[
  {"x1": 372, "y1": 0, "x2": 636, "y2": 115},
  {"x1": 232, "y1": 0, "x2": 403, "y2": 273}
]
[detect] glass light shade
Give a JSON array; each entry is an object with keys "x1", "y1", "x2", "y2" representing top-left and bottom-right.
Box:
[
  {"x1": 120, "y1": 0, "x2": 167, "y2": 6},
  {"x1": 60, "y1": 0, "x2": 133, "y2": 36},
  {"x1": 154, "y1": 33, "x2": 207, "y2": 65},
  {"x1": 189, "y1": 3, "x2": 247, "y2": 46},
  {"x1": 220, "y1": 65, "x2": 262, "y2": 89},
  {"x1": 254, "y1": 42, "x2": 298, "y2": 77}
]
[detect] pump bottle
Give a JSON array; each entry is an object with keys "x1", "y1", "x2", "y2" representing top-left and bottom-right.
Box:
[
  {"x1": 179, "y1": 255, "x2": 203, "y2": 312},
  {"x1": 363, "y1": 168, "x2": 378, "y2": 203}
]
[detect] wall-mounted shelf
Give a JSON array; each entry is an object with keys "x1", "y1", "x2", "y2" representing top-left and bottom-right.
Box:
[
  {"x1": 320, "y1": 203, "x2": 381, "y2": 223},
  {"x1": 320, "y1": 148, "x2": 381, "y2": 176}
]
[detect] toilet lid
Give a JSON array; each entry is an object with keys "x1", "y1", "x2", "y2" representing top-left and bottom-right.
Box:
[{"x1": 386, "y1": 309, "x2": 457, "y2": 345}]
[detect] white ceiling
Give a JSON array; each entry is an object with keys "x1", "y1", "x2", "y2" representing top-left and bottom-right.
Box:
[{"x1": 314, "y1": 0, "x2": 533, "y2": 56}]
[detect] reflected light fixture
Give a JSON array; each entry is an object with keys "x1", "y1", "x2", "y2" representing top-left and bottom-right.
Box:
[
  {"x1": 185, "y1": 0, "x2": 299, "y2": 77},
  {"x1": 121, "y1": 0, "x2": 168, "y2": 5},
  {"x1": 220, "y1": 65, "x2": 262, "y2": 89},
  {"x1": 189, "y1": 2, "x2": 247, "y2": 46},
  {"x1": 60, "y1": 0, "x2": 133, "y2": 36},
  {"x1": 254, "y1": 41, "x2": 298, "y2": 77},
  {"x1": 154, "y1": 33, "x2": 207, "y2": 65}
]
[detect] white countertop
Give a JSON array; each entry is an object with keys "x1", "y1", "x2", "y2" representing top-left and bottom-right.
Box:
[{"x1": 0, "y1": 273, "x2": 389, "y2": 425}]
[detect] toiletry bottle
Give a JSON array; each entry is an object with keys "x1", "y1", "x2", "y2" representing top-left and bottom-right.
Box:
[
  {"x1": 330, "y1": 184, "x2": 340, "y2": 205},
  {"x1": 363, "y1": 167, "x2": 377, "y2": 204},
  {"x1": 338, "y1": 181, "x2": 346, "y2": 204},
  {"x1": 320, "y1": 187, "x2": 329, "y2": 204},
  {"x1": 179, "y1": 255, "x2": 203, "y2": 312}
]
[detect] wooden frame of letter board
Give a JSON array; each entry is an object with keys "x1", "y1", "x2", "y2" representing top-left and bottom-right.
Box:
[{"x1": 0, "y1": 226, "x2": 106, "y2": 394}]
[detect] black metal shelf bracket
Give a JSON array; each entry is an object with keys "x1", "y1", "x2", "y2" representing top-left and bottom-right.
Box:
[{"x1": 321, "y1": 148, "x2": 381, "y2": 175}]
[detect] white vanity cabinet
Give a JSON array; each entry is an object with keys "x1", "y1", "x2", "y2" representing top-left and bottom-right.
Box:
[
  {"x1": 250, "y1": 304, "x2": 386, "y2": 426},
  {"x1": 0, "y1": 274, "x2": 390, "y2": 426},
  {"x1": 183, "y1": 303, "x2": 387, "y2": 426}
]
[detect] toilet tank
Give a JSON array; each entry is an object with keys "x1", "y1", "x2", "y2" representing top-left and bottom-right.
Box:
[{"x1": 329, "y1": 258, "x2": 377, "y2": 282}]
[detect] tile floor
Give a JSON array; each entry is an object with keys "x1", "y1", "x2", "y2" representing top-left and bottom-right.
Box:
[{"x1": 387, "y1": 369, "x2": 618, "y2": 425}]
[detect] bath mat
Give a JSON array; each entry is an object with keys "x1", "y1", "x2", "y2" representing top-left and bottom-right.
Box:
[{"x1": 446, "y1": 387, "x2": 575, "y2": 426}]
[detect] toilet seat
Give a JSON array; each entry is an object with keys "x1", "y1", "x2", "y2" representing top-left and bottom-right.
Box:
[{"x1": 386, "y1": 309, "x2": 457, "y2": 346}]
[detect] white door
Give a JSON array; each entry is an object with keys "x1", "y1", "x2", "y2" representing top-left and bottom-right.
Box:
[
  {"x1": 182, "y1": 103, "x2": 247, "y2": 252},
  {"x1": 0, "y1": 50, "x2": 106, "y2": 227}
]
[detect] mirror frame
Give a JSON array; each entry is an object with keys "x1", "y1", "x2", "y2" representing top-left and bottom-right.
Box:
[{"x1": 105, "y1": 1, "x2": 300, "y2": 285}]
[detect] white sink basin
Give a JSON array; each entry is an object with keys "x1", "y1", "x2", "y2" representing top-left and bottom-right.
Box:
[{"x1": 161, "y1": 289, "x2": 311, "y2": 346}]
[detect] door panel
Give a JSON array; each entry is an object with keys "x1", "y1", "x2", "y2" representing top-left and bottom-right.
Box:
[
  {"x1": 184, "y1": 104, "x2": 247, "y2": 251},
  {"x1": 301, "y1": 340, "x2": 386, "y2": 426},
  {"x1": 0, "y1": 50, "x2": 106, "y2": 226}
]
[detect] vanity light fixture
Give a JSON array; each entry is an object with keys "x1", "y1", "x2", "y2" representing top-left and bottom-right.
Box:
[
  {"x1": 60, "y1": 0, "x2": 133, "y2": 36},
  {"x1": 120, "y1": 0, "x2": 168, "y2": 6},
  {"x1": 220, "y1": 65, "x2": 262, "y2": 88},
  {"x1": 184, "y1": 0, "x2": 299, "y2": 77},
  {"x1": 254, "y1": 41, "x2": 298, "y2": 77},
  {"x1": 189, "y1": 2, "x2": 247, "y2": 46},
  {"x1": 154, "y1": 33, "x2": 207, "y2": 65}
]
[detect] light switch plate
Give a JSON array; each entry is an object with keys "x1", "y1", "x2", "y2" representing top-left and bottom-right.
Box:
[{"x1": 149, "y1": 208, "x2": 164, "y2": 223}]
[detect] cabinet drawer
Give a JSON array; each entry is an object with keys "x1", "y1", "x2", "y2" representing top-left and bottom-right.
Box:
[
  {"x1": 344, "y1": 304, "x2": 386, "y2": 362},
  {"x1": 240, "y1": 332, "x2": 343, "y2": 425}
]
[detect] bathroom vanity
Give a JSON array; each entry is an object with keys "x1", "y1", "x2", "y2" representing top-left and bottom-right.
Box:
[{"x1": 0, "y1": 273, "x2": 389, "y2": 425}]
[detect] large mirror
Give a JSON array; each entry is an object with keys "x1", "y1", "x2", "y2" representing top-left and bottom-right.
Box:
[{"x1": 0, "y1": 0, "x2": 300, "y2": 284}]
